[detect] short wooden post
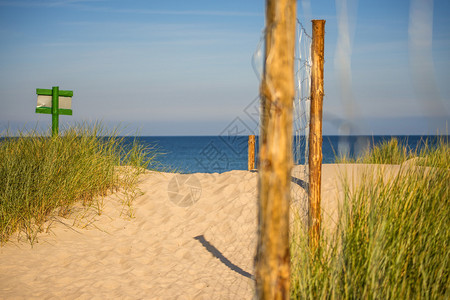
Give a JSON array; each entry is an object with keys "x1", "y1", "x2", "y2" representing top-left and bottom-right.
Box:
[
  {"x1": 248, "y1": 135, "x2": 256, "y2": 170},
  {"x1": 308, "y1": 20, "x2": 325, "y2": 250},
  {"x1": 255, "y1": 0, "x2": 296, "y2": 299}
]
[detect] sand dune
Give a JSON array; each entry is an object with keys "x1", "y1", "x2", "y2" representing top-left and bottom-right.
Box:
[{"x1": 0, "y1": 164, "x2": 397, "y2": 299}]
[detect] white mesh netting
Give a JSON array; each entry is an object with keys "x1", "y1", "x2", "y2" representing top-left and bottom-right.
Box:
[{"x1": 291, "y1": 21, "x2": 312, "y2": 219}]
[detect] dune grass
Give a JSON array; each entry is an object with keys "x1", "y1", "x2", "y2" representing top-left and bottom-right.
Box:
[
  {"x1": 337, "y1": 136, "x2": 449, "y2": 167},
  {"x1": 0, "y1": 124, "x2": 157, "y2": 245},
  {"x1": 291, "y1": 137, "x2": 449, "y2": 299}
]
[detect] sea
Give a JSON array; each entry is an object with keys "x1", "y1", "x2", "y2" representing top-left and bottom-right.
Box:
[{"x1": 127, "y1": 135, "x2": 445, "y2": 174}]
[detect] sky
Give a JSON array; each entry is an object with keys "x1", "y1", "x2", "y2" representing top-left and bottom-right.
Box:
[{"x1": 0, "y1": 0, "x2": 449, "y2": 136}]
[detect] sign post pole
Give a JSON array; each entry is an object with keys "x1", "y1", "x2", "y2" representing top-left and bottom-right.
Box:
[{"x1": 51, "y1": 86, "x2": 59, "y2": 137}]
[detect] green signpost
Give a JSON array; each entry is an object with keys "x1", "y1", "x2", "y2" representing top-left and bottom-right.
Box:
[{"x1": 36, "y1": 86, "x2": 73, "y2": 137}]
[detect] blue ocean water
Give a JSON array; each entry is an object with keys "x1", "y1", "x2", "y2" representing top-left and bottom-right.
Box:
[{"x1": 129, "y1": 135, "x2": 445, "y2": 174}]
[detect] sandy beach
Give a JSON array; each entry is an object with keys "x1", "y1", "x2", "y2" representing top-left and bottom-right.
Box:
[{"x1": 0, "y1": 164, "x2": 399, "y2": 299}]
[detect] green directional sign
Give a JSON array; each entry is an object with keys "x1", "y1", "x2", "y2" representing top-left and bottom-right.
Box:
[{"x1": 36, "y1": 86, "x2": 73, "y2": 137}]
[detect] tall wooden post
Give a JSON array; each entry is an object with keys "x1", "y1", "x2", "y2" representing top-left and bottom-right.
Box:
[
  {"x1": 255, "y1": 0, "x2": 296, "y2": 299},
  {"x1": 248, "y1": 135, "x2": 256, "y2": 170},
  {"x1": 308, "y1": 20, "x2": 325, "y2": 250}
]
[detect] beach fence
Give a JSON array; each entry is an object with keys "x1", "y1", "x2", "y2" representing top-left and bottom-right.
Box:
[
  {"x1": 254, "y1": 0, "x2": 325, "y2": 298},
  {"x1": 192, "y1": 13, "x2": 323, "y2": 296}
]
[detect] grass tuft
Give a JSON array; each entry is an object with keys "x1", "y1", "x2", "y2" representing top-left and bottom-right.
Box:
[
  {"x1": 0, "y1": 123, "x2": 157, "y2": 245},
  {"x1": 291, "y1": 137, "x2": 449, "y2": 299},
  {"x1": 337, "y1": 136, "x2": 449, "y2": 167}
]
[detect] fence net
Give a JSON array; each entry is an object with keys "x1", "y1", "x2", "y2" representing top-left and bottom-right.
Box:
[{"x1": 291, "y1": 21, "x2": 312, "y2": 222}]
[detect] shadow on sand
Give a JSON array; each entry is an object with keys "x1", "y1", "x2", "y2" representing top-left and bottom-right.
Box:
[{"x1": 194, "y1": 235, "x2": 254, "y2": 280}]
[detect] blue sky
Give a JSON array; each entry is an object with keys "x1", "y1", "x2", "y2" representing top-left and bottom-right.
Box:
[{"x1": 0, "y1": 0, "x2": 449, "y2": 135}]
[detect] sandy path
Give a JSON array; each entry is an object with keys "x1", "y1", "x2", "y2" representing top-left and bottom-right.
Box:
[
  {"x1": 0, "y1": 164, "x2": 395, "y2": 299},
  {"x1": 0, "y1": 170, "x2": 258, "y2": 299}
]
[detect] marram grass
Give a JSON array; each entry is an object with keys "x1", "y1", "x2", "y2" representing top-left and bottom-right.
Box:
[
  {"x1": 291, "y1": 137, "x2": 449, "y2": 299},
  {"x1": 337, "y1": 136, "x2": 449, "y2": 167},
  {"x1": 0, "y1": 124, "x2": 157, "y2": 245}
]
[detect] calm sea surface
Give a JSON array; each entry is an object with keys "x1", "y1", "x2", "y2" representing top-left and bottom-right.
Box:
[{"x1": 128, "y1": 135, "x2": 444, "y2": 174}]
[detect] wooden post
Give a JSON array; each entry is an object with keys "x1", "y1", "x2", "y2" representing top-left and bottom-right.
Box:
[
  {"x1": 308, "y1": 20, "x2": 325, "y2": 250},
  {"x1": 255, "y1": 0, "x2": 296, "y2": 299},
  {"x1": 248, "y1": 135, "x2": 256, "y2": 170}
]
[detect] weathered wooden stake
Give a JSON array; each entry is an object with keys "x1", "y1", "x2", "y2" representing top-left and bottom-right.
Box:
[
  {"x1": 248, "y1": 135, "x2": 256, "y2": 170},
  {"x1": 255, "y1": 0, "x2": 296, "y2": 299},
  {"x1": 308, "y1": 20, "x2": 325, "y2": 250}
]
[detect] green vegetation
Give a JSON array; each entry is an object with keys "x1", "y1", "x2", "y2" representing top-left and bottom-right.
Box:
[
  {"x1": 0, "y1": 124, "x2": 157, "y2": 245},
  {"x1": 291, "y1": 137, "x2": 449, "y2": 299},
  {"x1": 337, "y1": 136, "x2": 449, "y2": 167}
]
